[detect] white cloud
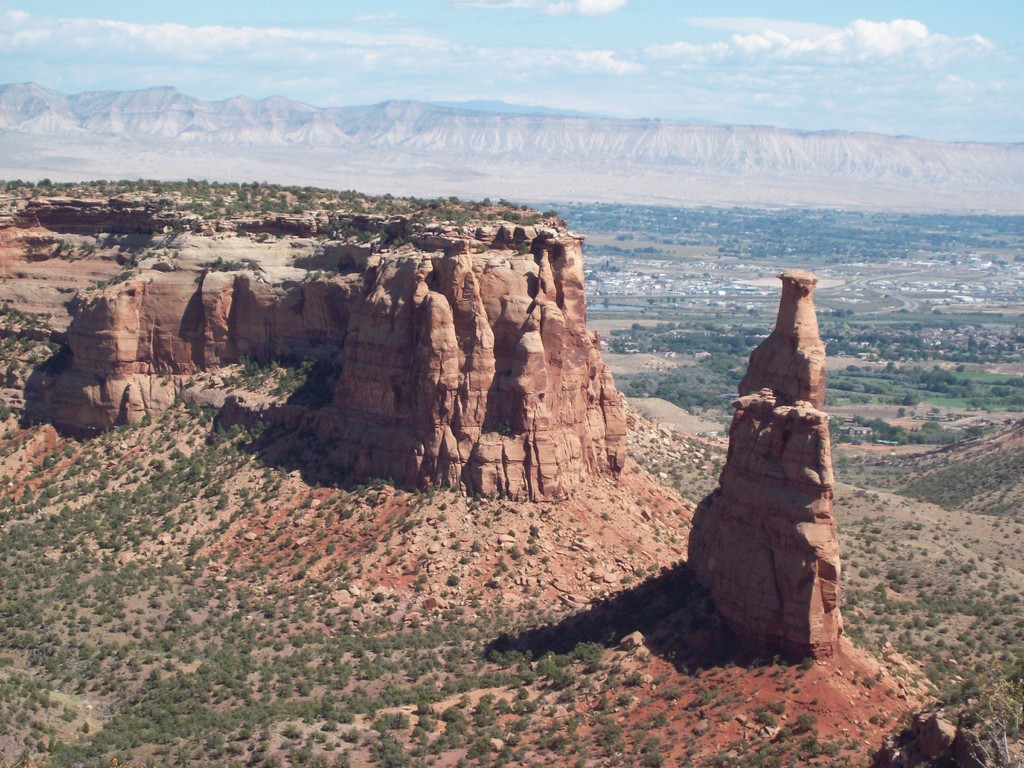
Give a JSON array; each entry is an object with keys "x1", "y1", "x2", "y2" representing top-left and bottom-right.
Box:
[
  {"x1": 0, "y1": 11, "x2": 447, "y2": 60},
  {"x1": 648, "y1": 18, "x2": 996, "y2": 66},
  {"x1": 555, "y1": 0, "x2": 629, "y2": 15},
  {"x1": 475, "y1": 45, "x2": 641, "y2": 77},
  {"x1": 684, "y1": 17, "x2": 840, "y2": 39},
  {"x1": 0, "y1": 9, "x2": 467, "y2": 109},
  {"x1": 570, "y1": 50, "x2": 643, "y2": 74},
  {"x1": 0, "y1": 9, "x2": 643, "y2": 107},
  {"x1": 632, "y1": 16, "x2": 1019, "y2": 141},
  {"x1": 450, "y1": 0, "x2": 628, "y2": 16}
]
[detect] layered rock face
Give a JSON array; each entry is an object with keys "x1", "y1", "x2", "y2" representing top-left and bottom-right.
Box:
[
  {"x1": 315, "y1": 230, "x2": 626, "y2": 499},
  {"x1": 688, "y1": 270, "x2": 842, "y2": 659},
  {"x1": 29, "y1": 217, "x2": 626, "y2": 501},
  {"x1": 14, "y1": 196, "x2": 191, "y2": 235},
  {"x1": 13, "y1": 197, "x2": 324, "y2": 239},
  {"x1": 39, "y1": 270, "x2": 353, "y2": 432}
]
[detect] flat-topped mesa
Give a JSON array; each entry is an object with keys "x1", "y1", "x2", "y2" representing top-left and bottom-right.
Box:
[
  {"x1": 25, "y1": 212, "x2": 626, "y2": 501},
  {"x1": 311, "y1": 227, "x2": 627, "y2": 500},
  {"x1": 740, "y1": 269, "x2": 825, "y2": 409},
  {"x1": 688, "y1": 269, "x2": 842, "y2": 660}
]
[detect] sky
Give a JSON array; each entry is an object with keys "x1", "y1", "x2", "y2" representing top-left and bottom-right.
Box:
[{"x1": 1, "y1": 1, "x2": 1021, "y2": 143}]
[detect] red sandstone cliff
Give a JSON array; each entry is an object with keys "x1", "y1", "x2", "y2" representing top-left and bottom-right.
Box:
[
  {"x1": 688, "y1": 270, "x2": 842, "y2": 659},
  {"x1": 24, "y1": 209, "x2": 625, "y2": 501},
  {"x1": 14, "y1": 196, "x2": 193, "y2": 235},
  {"x1": 312, "y1": 230, "x2": 625, "y2": 499}
]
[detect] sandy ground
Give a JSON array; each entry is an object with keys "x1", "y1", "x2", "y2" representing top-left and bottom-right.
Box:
[
  {"x1": 828, "y1": 355, "x2": 888, "y2": 370},
  {"x1": 588, "y1": 317, "x2": 662, "y2": 337},
  {"x1": 627, "y1": 396, "x2": 727, "y2": 435}
]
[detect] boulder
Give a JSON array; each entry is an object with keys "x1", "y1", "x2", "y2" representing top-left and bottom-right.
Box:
[
  {"x1": 913, "y1": 711, "x2": 957, "y2": 760},
  {"x1": 619, "y1": 630, "x2": 645, "y2": 651}
]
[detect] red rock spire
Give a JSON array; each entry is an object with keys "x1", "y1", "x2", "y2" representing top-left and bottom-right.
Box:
[
  {"x1": 688, "y1": 269, "x2": 842, "y2": 659},
  {"x1": 740, "y1": 269, "x2": 826, "y2": 409}
]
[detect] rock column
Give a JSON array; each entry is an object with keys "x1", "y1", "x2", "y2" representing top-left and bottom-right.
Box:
[{"x1": 688, "y1": 269, "x2": 842, "y2": 659}]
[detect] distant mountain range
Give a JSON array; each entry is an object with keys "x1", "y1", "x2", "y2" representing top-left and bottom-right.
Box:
[
  {"x1": 1, "y1": 82, "x2": 1022, "y2": 212},
  {"x1": 429, "y1": 100, "x2": 602, "y2": 118}
]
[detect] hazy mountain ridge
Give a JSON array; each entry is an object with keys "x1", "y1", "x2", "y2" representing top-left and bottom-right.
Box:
[{"x1": 2, "y1": 83, "x2": 1022, "y2": 211}]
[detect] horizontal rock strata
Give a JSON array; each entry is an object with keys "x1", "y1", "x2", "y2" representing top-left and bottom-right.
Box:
[{"x1": 23, "y1": 207, "x2": 625, "y2": 501}]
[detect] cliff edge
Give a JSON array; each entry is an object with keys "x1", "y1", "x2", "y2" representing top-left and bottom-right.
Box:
[{"x1": 10, "y1": 195, "x2": 625, "y2": 501}]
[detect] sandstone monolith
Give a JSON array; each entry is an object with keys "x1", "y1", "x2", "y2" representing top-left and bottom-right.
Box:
[{"x1": 689, "y1": 270, "x2": 842, "y2": 659}]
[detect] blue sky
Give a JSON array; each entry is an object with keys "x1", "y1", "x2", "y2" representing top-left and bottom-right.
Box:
[{"x1": 1, "y1": 0, "x2": 1021, "y2": 142}]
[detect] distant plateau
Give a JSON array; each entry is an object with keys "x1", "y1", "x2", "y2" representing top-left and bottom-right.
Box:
[{"x1": 1, "y1": 83, "x2": 1022, "y2": 213}]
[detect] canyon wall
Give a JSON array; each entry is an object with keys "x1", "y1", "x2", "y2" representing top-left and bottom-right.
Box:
[
  {"x1": 688, "y1": 270, "x2": 842, "y2": 659},
  {"x1": 19, "y1": 205, "x2": 625, "y2": 501}
]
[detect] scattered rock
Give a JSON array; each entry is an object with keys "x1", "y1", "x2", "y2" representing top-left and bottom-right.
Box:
[
  {"x1": 619, "y1": 630, "x2": 645, "y2": 651},
  {"x1": 874, "y1": 709, "x2": 971, "y2": 768},
  {"x1": 332, "y1": 589, "x2": 355, "y2": 608},
  {"x1": 115, "y1": 551, "x2": 136, "y2": 567},
  {"x1": 558, "y1": 593, "x2": 590, "y2": 608},
  {"x1": 422, "y1": 596, "x2": 448, "y2": 611}
]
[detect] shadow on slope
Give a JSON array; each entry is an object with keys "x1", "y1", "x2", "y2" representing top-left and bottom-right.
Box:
[
  {"x1": 488, "y1": 562, "x2": 756, "y2": 673},
  {"x1": 211, "y1": 356, "x2": 346, "y2": 487}
]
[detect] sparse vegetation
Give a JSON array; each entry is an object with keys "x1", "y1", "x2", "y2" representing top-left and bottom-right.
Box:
[{"x1": 1, "y1": 181, "x2": 1022, "y2": 765}]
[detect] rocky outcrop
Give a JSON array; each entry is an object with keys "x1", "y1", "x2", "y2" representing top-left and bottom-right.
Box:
[
  {"x1": 312, "y1": 228, "x2": 626, "y2": 499},
  {"x1": 14, "y1": 196, "x2": 192, "y2": 235},
  {"x1": 30, "y1": 270, "x2": 353, "y2": 432},
  {"x1": 28, "y1": 217, "x2": 626, "y2": 500},
  {"x1": 234, "y1": 214, "x2": 324, "y2": 238},
  {"x1": 688, "y1": 270, "x2": 842, "y2": 659},
  {"x1": 873, "y1": 710, "x2": 980, "y2": 768},
  {"x1": 739, "y1": 269, "x2": 825, "y2": 408}
]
